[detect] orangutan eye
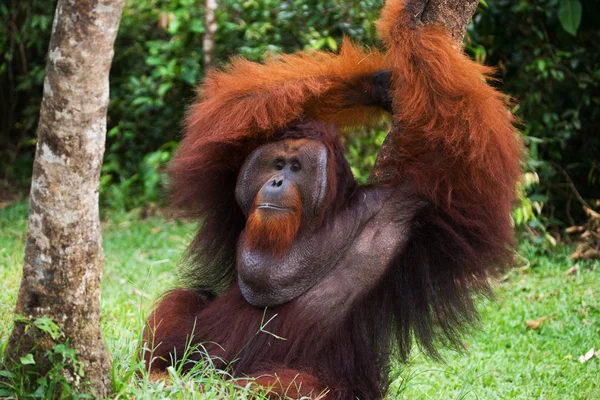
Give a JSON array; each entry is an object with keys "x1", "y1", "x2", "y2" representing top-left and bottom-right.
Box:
[
  {"x1": 291, "y1": 161, "x2": 301, "y2": 172},
  {"x1": 274, "y1": 160, "x2": 285, "y2": 170}
]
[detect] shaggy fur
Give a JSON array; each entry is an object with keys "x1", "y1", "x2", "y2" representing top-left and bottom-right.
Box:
[{"x1": 145, "y1": 0, "x2": 523, "y2": 398}]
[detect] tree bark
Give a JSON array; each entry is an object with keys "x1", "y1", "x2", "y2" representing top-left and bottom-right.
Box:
[
  {"x1": 203, "y1": 0, "x2": 218, "y2": 68},
  {"x1": 370, "y1": 0, "x2": 479, "y2": 184},
  {"x1": 5, "y1": 0, "x2": 124, "y2": 397},
  {"x1": 421, "y1": 0, "x2": 479, "y2": 45}
]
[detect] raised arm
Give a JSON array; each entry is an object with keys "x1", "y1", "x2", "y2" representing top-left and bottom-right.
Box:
[
  {"x1": 375, "y1": 0, "x2": 523, "y2": 198},
  {"x1": 183, "y1": 40, "x2": 392, "y2": 155},
  {"x1": 369, "y1": 0, "x2": 524, "y2": 357}
]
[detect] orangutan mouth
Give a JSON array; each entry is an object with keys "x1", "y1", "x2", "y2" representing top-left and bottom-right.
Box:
[{"x1": 257, "y1": 203, "x2": 290, "y2": 211}]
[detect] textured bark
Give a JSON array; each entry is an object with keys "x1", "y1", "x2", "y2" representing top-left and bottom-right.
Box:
[
  {"x1": 421, "y1": 0, "x2": 479, "y2": 44},
  {"x1": 370, "y1": 0, "x2": 479, "y2": 184},
  {"x1": 5, "y1": 0, "x2": 124, "y2": 397},
  {"x1": 203, "y1": 0, "x2": 218, "y2": 67}
]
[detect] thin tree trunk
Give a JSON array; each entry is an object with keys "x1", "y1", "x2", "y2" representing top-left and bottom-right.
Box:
[
  {"x1": 203, "y1": 0, "x2": 218, "y2": 68},
  {"x1": 5, "y1": 0, "x2": 124, "y2": 397}
]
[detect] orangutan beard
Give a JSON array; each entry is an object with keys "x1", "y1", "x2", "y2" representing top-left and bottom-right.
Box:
[{"x1": 244, "y1": 193, "x2": 302, "y2": 258}]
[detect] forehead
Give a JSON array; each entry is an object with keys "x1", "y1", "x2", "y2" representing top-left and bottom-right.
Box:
[{"x1": 259, "y1": 138, "x2": 324, "y2": 158}]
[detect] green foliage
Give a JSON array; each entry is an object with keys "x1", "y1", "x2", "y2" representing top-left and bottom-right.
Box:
[
  {"x1": 101, "y1": 141, "x2": 177, "y2": 211},
  {"x1": 0, "y1": 317, "x2": 90, "y2": 399},
  {"x1": 0, "y1": 0, "x2": 55, "y2": 186},
  {"x1": 214, "y1": 0, "x2": 383, "y2": 61},
  {"x1": 343, "y1": 126, "x2": 389, "y2": 184},
  {"x1": 513, "y1": 172, "x2": 558, "y2": 248},
  {"x1": 558, "y1": 0, "x2": 582, "y2": 36},
  {"x1": 469, "y1": 0, "x2": 599, "y2": 232},
  {"x1": 1, "y1": 0, "x2": 598, "y2": 232}
]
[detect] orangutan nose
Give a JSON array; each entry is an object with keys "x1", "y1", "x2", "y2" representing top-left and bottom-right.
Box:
[
  {"x1": 270, "y1": 178, "x2": 283, "y2": 187},
  {"x1": 262, "y1": 175, "x2": 288, "y2": 197}
]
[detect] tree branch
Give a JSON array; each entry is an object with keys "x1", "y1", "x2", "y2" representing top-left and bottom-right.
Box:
[{"x1": 421, "y1": 0, "x2": 479, "y2": 44}]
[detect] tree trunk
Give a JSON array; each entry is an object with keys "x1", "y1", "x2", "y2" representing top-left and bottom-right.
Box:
[
  {"x1": 5, "y1": 0, "x2": 124, "y2": 397},
  {"x1": 203, "y1": 0, "x2": 218, "y2": 68},
  {"x1": 421, "y1": 0, "x2": 479, "y2": 45},
  {"x1": 370, "y1": 0, "x2": 479, "y2": 184}
]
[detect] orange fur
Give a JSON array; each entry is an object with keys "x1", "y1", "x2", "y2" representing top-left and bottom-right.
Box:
[
  {"x1": 240, "y1": 370, "x2": 330, "y2": 399},
  {"x1": 193, "y1": 38, "x2": 388, "y2": 132},
  {"x1": 245, "y1": 186, "x2": 303, "y2": 257},
  {"x1": 148, "y1": 371, "x2": 169, "y2": 382},
  {"x1": 375, "y1": 0, "x2": 523, "y2": 274},
  {"x1": 172, "y1": 41, "x2": 389, "y2": 186},
  {"x1": 377, "y1": 1, "x2": 522, "y2": 207}
]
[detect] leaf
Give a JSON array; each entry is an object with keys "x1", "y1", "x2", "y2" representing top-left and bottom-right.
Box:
[
  {"x1": 579, "y1": 347, "x2": 594, "y2": 363},
  {"x1": 528, "y1": 194, "x2": 548, "y2": 203},
  {"x1": 314, "y1": 38, "x2": 327, "y2": 50},
  {"x1": 558, "y1": 0, "x2": 582, "y2": 36},
  {"x1": 158, "y1": 83, "x2": 171, "y2": 97},
  {"x1": 146, "y1": 56, "x2": 164, "y2": 66},
  {"x1": 14, "y1": 314, "x2": 29, "y2": 323},
  {"x1": 20, "y1": 354, "x2": 35, "y2": 365},
  {"x1": 525, "y1": 316, "x2": 547, "y2": 330},
  {"x1": 0, "y1": 370, "x2": 16, "y2": 379},
  {"x1": 33, "y1": 317, "x2": 61, "y2": 340},
  {"x1": 565, "y1": 264, "x2": 580, "y2": 275},
  {"x1": 131, "y1": 96, "x2": 153, "y2": 107},
  {"x1": 326, "y1": 37, "x2": 338, "y2": 51}
]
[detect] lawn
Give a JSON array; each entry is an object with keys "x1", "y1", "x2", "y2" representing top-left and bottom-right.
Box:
[{"x1": 1, "y1": 203, "x2": 598, "y2": 399}]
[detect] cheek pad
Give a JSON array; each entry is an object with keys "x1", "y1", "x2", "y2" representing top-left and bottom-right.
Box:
[
  {"x1": 311, "y1": 146, "x2": 329, "y2": 217},
  {"x1": 235, "y1": 147, "x2": 270, "y2": 216}
]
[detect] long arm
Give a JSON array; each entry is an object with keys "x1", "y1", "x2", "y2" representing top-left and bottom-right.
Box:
[
  {"x1": 185, "y1": 39, "x2": 392, "y2": 153},
  {"x1": 370, "y1": 0, "x2": 523, "y2": 358},
  {"x1": 376, "y1": 0, "x2": 522, "y2": 204},
  {"x1": 379, "y1": 0, "x2": 522, "y2": 260}
]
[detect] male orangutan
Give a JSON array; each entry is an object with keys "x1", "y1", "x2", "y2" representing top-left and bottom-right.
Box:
[{"x1": 143, "y1": 0, "x2": 523, "y2": 398}]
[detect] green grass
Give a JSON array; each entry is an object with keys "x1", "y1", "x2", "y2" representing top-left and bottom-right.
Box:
[
  {"x1": 390, "y1": 243, "x2": 600, "y2": 399},
  {"x1": 1, "y1": 203, "x2": 599, "y2": 399}
]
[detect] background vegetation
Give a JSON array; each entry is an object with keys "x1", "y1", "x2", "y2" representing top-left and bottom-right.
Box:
[{"x1": 2, "y1": 0, "x2": 599, "y2": 233}]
